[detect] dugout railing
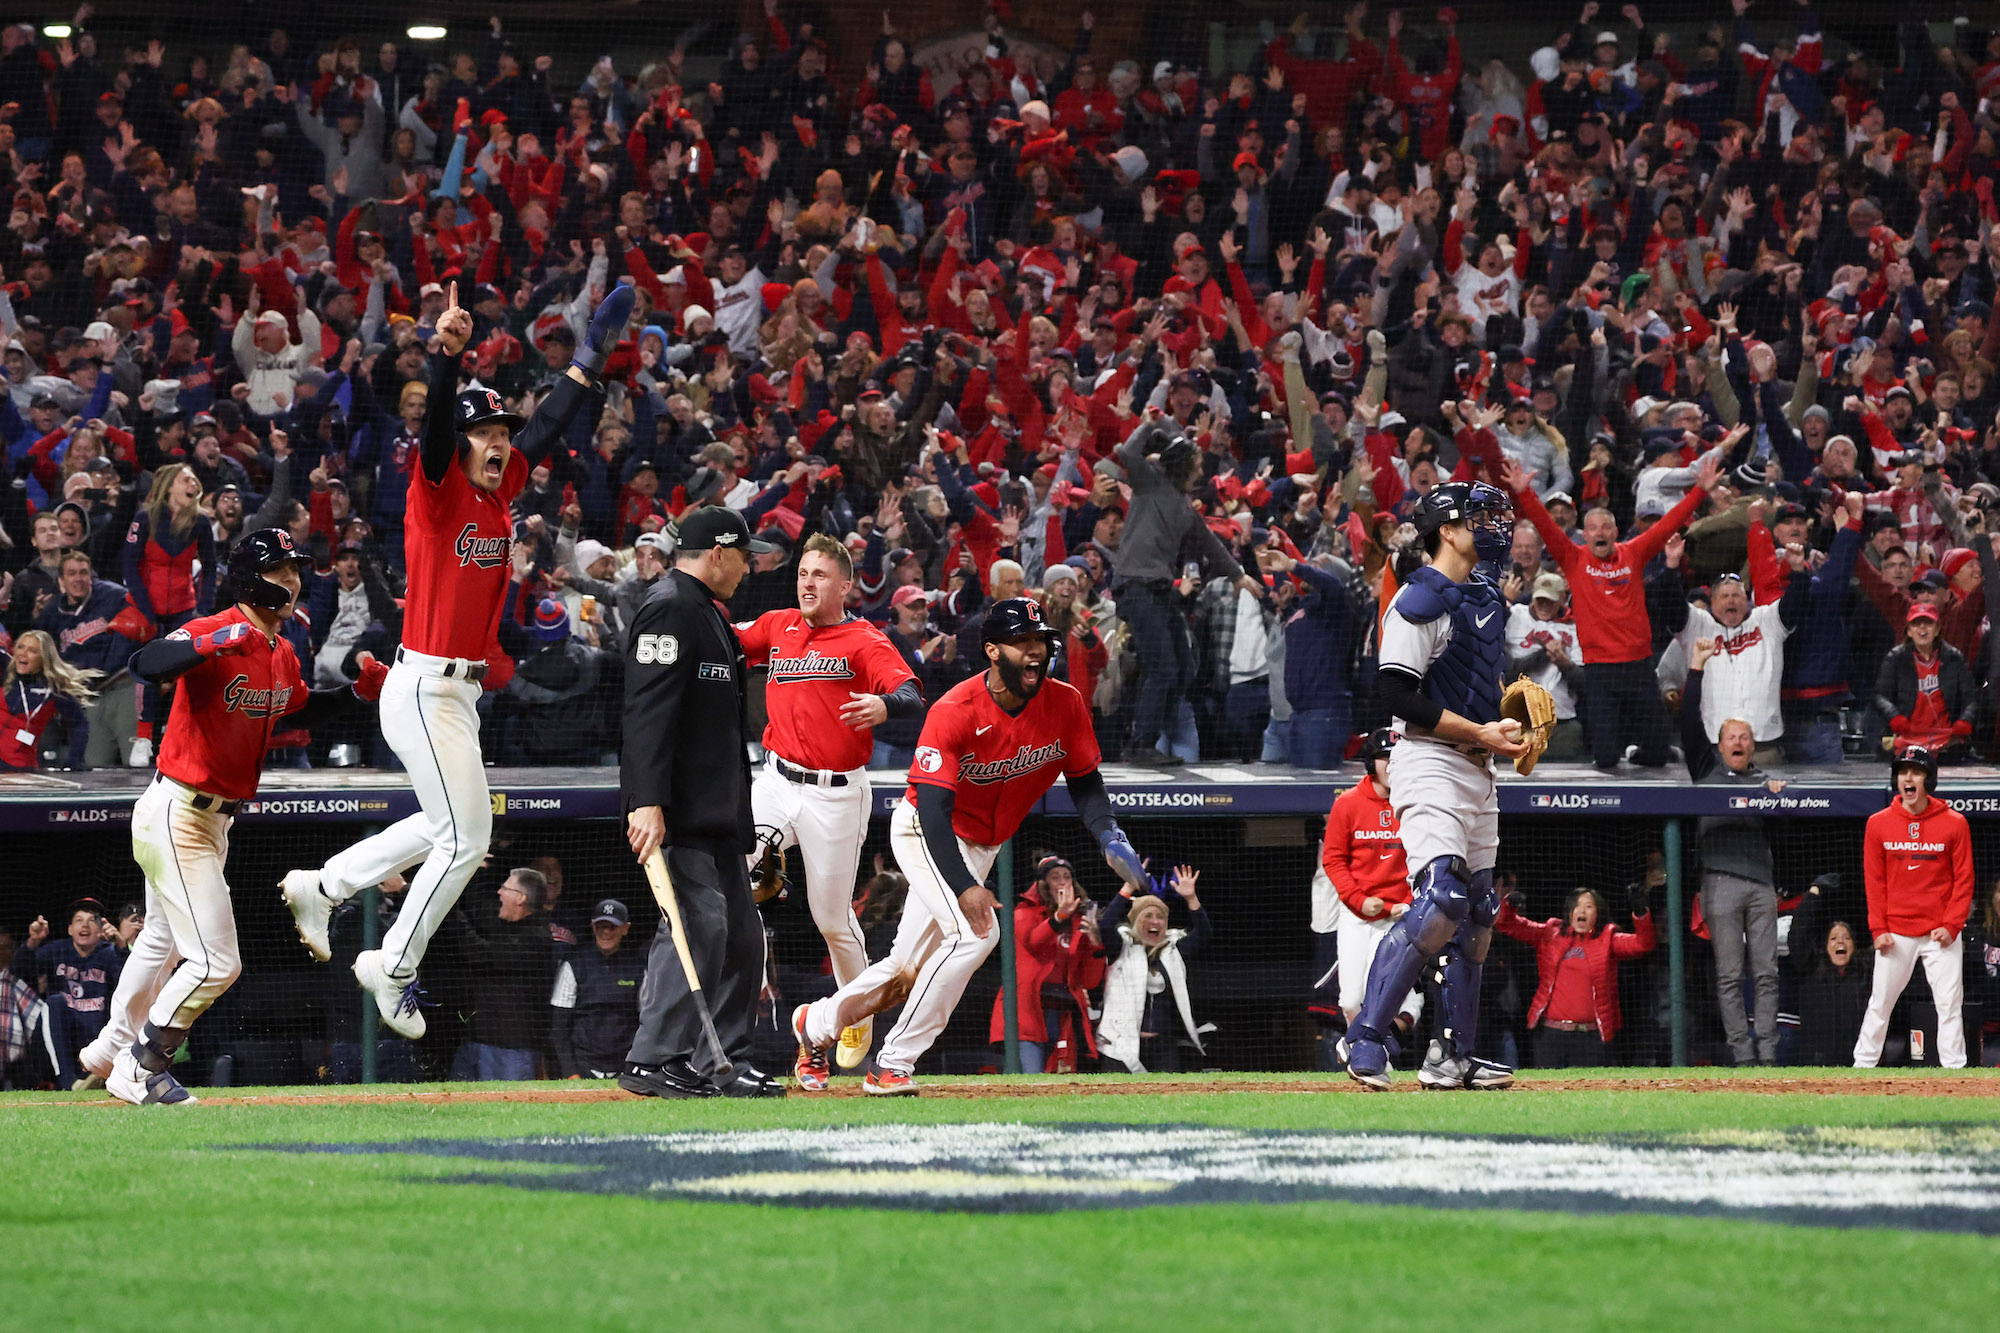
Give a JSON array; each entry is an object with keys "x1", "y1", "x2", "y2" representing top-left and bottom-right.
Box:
[{"x1": 3, "y1": 762, "x2": 1992, "y2": 1082}]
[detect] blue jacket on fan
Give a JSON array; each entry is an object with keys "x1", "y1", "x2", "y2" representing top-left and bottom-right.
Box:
[
  {"x1": 1280, "y1": 559, "x2": 1361, "y2": 712},
  {"x1": 1780, "y1": 519, "x2": 1863, "y2": 696}
]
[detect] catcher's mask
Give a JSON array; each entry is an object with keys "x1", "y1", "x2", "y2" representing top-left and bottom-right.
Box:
[{"x1": 751, "y1": 824, "x2": 789, "y2": 903}]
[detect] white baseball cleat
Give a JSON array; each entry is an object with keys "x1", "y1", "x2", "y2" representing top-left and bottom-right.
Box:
[
  {"x1": 106, "y1": 1047, "x2": 197, "y2": 1106},
  {"x1": 835, "y1": 1017, "x2": 873, "y2": 1070},
  {"x1": 280, "y1": 869, "x2": 333, "y2": 962},
  {"x1": 353, "y1": 949, "x2": 427, "y2": 1039},
  {"x1": 78, "y1": 1039, "x2": 115, "y2": 1081}
]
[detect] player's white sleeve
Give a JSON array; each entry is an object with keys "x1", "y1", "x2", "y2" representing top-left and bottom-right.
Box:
[
  {"x1": 1378, "y1": 600, "x2": 1448, "y2": 678},
  {"x1": 550, "y1": 961, "x2": 577, "y2": 1008}
]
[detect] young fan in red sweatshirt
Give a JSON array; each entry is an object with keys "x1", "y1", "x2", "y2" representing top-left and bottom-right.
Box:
[
  {"x1": 1501, "y1": 453, "x2": 1720, "y2": 771},
  {"x1": 1855, "y1": 747, "x2": 1975, "y2": 1068}
]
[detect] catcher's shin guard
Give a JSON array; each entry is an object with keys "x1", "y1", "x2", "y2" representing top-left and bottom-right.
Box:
[
  {"x1": 1349, "y1": 856, "x2": 1469, "y2": 1045},
  {"x1": 1438, "y1": 869, "x2": 1499, "y2": 1057}
]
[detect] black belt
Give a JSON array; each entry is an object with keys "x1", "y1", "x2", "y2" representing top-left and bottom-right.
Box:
[
  {"x1": 158, "y1": 776, "x2": 242, "y2": 815},
  {"x1": 397, "y1": 646, "x2": 490, "y2": 681},
  {"x1": 774, "y1": 758, "x2": 848, "y2": 787}
]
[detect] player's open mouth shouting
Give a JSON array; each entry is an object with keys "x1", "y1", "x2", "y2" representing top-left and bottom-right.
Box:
[{"x1": 991, "y1": 636, "x2": 1047, "y2": 703}]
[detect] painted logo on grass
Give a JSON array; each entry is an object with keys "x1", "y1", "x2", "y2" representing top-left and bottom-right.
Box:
[{"x1": 269, "y1": 1122, "x2": 2000, "y2": 1232}]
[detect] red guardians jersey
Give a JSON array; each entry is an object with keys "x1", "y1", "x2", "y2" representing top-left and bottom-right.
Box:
[
  {"x1": 737, "y1": 610, "x2": 915, "y2": 772},
  {"x1": 401, "y1": 442, "x2": 527, "y2": 663},
  {"x1": 156, "y1": 607, "x2": 307, "y2": 801},
  {"x1": 905, "y1": 673, "x2": 1099, "y2": 846}
]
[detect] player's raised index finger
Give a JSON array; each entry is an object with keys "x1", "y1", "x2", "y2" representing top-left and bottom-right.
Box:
[{"x1": 447, "y1": 280, "x2": 459, "y2": 310}]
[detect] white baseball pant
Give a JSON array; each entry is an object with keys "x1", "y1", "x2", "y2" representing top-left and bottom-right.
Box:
[
  {"x1": 750, "y1": 760, "x2": 872, "y2": 986},
  {"x1": 127, "y1": 778, "x2": 241, "y2": 1030},
  {"x1": 315, "y1": 653, "x2": 490, "y2": 981},
  {"x1": 802, "y1": 798, "x2": 998, "y2": 1073},
  {"x1": 1389, "y1": 738, "x2": 1498, "y2": 873},
  {"x1": 1332, "y1": 895, "x2": 1424, "y2": 1020},
  {"x1": 79, "y1": 882, "x2": 180, "y2": 1076},
  {"x1": 1853, "y1": 932, "x2": 1966, "y2": 1069}
]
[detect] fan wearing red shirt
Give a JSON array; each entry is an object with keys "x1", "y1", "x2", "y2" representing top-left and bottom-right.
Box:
[
  {"x1": 98, "y1": 528, "x2": 385, "y2": 1107},
  {"x1": 1502, "y1": 453, "x2": 1720, "y2": 770},
  {"x1": 1496, "y1": 883, "x2": 1656, "y2": 1068},
  {"x1": 736, "y1": 533, "x2": 922, "y2": 1080},
  {"x1": 280, "y1": 280, "x2": 633, "y2": 1040},
  {"x1": 789, "y1": 597, "x2": 1148, "y2": 1096},
  {"x1": 1319, "y1": 729, "x2": 1424, "y2": 1035}
]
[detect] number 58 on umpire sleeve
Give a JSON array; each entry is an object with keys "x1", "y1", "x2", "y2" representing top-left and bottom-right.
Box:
[{"x1": 623, "y1": 604, "x2": 692, "y2": 811}]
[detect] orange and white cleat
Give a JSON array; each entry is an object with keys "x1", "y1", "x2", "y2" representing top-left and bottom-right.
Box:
[
  {"x1": 791, "y1": 1004, "x2": 831, "y2": 1093},
  {"x1": 863, "y1": 1067, "x2": 917, "y2": 1097}
]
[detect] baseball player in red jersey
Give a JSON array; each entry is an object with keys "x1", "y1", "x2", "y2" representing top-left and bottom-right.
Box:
[
  {"x1": 1855, "y1": 747, "x2": 1976, "y2": 1068},
  {"x1": 789, "y1": 596, "x2": 1148, "y2": 1095},
  {"x1": 91, "y1": 529, "x2": 385, "y2": 1105},
  {"x1": 281, "y1": 280, "x2": 634, "y2": 1038},
  {"x1": 1320, "y1": 729, "x2": 1423, "y2": 1034},
  {"x1": 736, "y1": 532, "x2": 922, "y2": 1069}
]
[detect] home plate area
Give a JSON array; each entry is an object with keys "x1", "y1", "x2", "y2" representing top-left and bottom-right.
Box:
[{"x1": 274, "y1": 1122, "x2": 2000, "y2": 1232}]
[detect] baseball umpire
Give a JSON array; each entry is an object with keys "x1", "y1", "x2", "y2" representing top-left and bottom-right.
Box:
[{"x1": 619, "y1": 506, "x2": 784, "y2": 1099}]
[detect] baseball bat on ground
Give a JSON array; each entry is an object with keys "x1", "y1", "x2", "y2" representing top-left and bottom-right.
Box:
[{"x1": 642, "y1": 848, "x2": 734, "y2": 1082}]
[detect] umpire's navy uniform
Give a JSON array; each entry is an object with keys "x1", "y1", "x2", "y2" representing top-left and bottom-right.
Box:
[{"x1": 620, "y1": 510, "x2": 770, "y2": 1094}]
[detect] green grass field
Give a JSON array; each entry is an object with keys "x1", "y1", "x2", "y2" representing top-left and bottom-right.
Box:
[{"x1": 8, "y1": 1069, "x2": 2000, "y2": 1332}]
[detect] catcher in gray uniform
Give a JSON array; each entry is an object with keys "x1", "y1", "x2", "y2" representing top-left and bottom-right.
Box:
[{"x1": 1339, "y1": 481, "x2": 1540, "y2": 1091}]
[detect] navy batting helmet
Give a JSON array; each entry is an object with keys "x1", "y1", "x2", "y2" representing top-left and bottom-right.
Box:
[
  {"x1": 1412, "y1": 481, "x2": 1515, "y2": 562},
  {"x1": 219, "y1": 527, "x2": 300, "y2": 610},
  {"x1": 1893, "y1": 745, "x2": 1939, "y2": 794},
  {"x1": 981, "y1": 596, "x2": 1062, "y2": 648},
  {"x1": 457, "y1": 385, "x2": 526, "y2": 433}
]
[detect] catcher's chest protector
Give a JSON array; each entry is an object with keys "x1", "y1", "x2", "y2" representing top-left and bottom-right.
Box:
[{"x1": 1402, "y1": 566, "x2": 1506, "y2": 725}]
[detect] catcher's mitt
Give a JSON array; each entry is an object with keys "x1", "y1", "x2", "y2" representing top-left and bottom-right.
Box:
[
  {"x1": 1498, "y1": 677, "x2": 1557, "y2": 776},
  {"x1": 751, "y1": 826, "x2": 788, "y2": 904}
]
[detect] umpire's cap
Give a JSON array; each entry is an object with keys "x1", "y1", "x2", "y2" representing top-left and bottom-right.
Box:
[
  {"x1": 676, "y1": 505, "x2": 776, "y2": 555},
  {"x1": 982, "y1": 595, "x2": 1062, "y2": 649},
  {"x1": 219, "y1": 527, "x2": 300, "y2": 610},
  {"x1": 457, "y1": 384, "x2": 526, "y2": 433}
]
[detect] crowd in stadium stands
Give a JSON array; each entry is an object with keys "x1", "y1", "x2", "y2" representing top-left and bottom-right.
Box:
[
  {"x1": 14, "y1": 1, "x2": 2000, "y2": 1077},
  {"x1": 4, "y1": 2, "x2": 2000, "y2": 778}
]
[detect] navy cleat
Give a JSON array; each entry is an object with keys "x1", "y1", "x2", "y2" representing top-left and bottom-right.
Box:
[
  {"x1": 1338, "y1": 1035, "x2": 1393, "y2": 1091},
  {"x1": 573, "y1": 282, "x2": 636, "y2": 375}
]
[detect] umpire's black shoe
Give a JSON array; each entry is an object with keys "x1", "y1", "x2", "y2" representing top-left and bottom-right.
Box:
[
  {"x1": 721, "y1": 1066, "x2": 788, "y2": 1098},
  {"x1": 619, "y1": 1061, "x2": 721, "y2": 1100}
]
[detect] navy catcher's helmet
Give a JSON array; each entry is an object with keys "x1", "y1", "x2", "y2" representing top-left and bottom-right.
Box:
[
  {"x1": 456, "y1": 385, "x2": 526, "y2": 433},
  {"x1": 219, "y1": 527, "x2": 300, "y2": 610},
  {"x1": 982, "y1": 596, "x2": 1063, "y2": 649},
  {"x1": 1893, "y1": 745, "x2": 1939, "y2": 794},
  {"x1": 1412, "y1": 481, "x2": 1515, "y2": 562}
]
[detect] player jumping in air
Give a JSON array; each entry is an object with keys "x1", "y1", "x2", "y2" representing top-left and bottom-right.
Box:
[
  {"x1": 789, "y1": 597, "x2": 1148, "y2": 1096},
  {"x1": 1339, "y1": 482, "x2": 1526, "y2": 1092},
  {"x1": 735, "y1": 532, "x2": 923, "y2": 1074},
  {"x1": 95, "y1": 530, "x2": 386, "y2": 1105},
  {"x1": 280, "y1": 279, "x2": 635, "y2": 1038}
]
